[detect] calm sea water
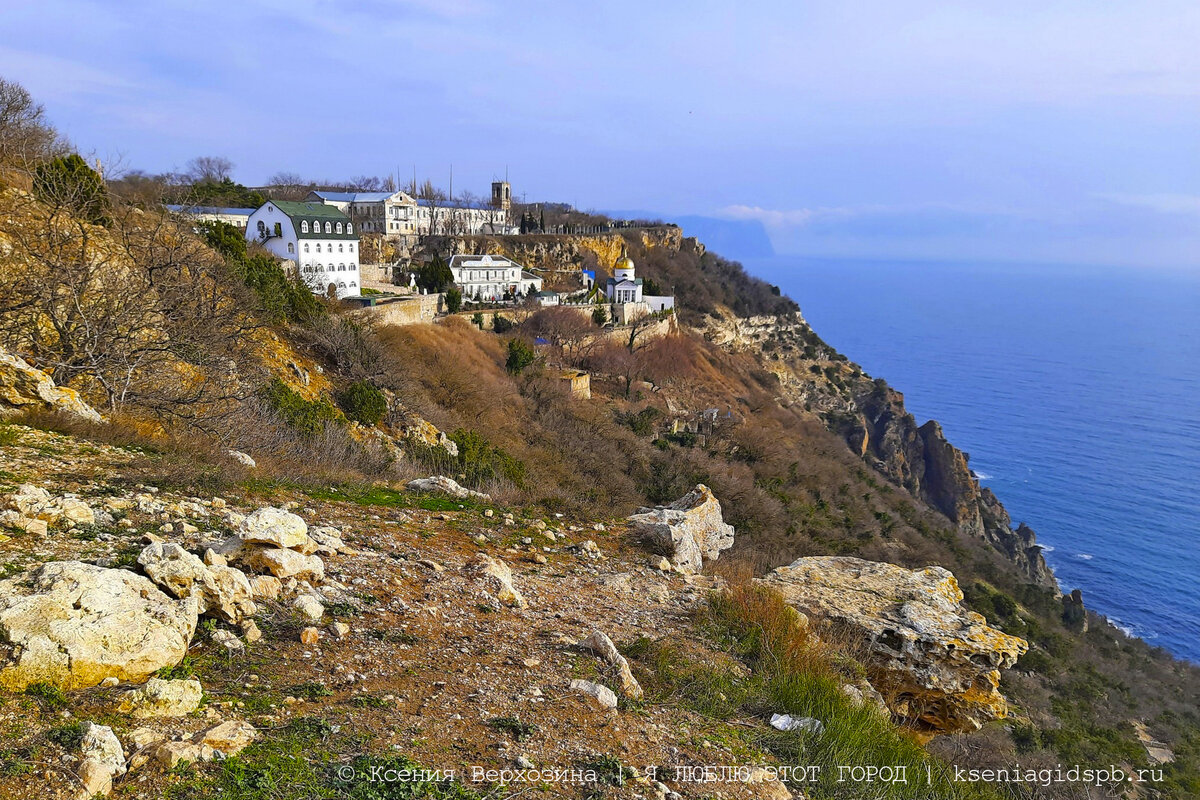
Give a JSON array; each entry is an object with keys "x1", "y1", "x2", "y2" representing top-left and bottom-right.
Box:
[{"x1": 745, "y1": 257, "x2": 1200, "y2": 663}]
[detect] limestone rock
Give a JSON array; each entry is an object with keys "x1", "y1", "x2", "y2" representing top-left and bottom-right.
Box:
[
  {"x1": 226, "y1": 449, "x2": 256, "y2": 468},
  {"x1": 116, "y1": 677, "x2": 203, "y2": 718},
  {"x1": 76, "y1": 722, "x2": 125, "y2": 799},
  {"x1": 759, "y1": 557, "x2": 1027, "y2": 735},
  {"x1": 579, "y1": 630, "x2": 643, "y2": 700},
  {"x1": 138, "y1": 543, "x2": 257, "y2": 624},
  {"x1": 407, "y1": 475, "x2": 491, "y2": 502},
  {"x1": 569, "y1": 678, "x2": 617, "y2": 710},
  {"x1": 211, "y1": 629, "x2": 244, "y2": 654},
  {"x1": 300, "y1": 627, "x2": 321, "y2": 645},
  {"x1": 196, "y1": 720, "x2": 257, "y2": 755},
  {"x1": 628, "y1": 484, "x2": 734, "y2": 573},
  {"x1": 293, "y1": 595, "x2": 324, "y2": 622},
  {"x1": 249, "y1": 575, "x2": 282, "y2": 601},
  {"x1": 5, "y1": 484, "x2": 95, "y2": 529},
  {"x1": 153, "y1": 740, "x2": 214, "y2": 769},
  {"x1": 236, "y1": 507, "x2": 309, "y2": 549},
  {"x1": 238, "y1": 547, "x2": 324, "y2": 582},
  {"x1": 0, "y1": 562, "x2": 197, "y2": 690},
  {"x1": 307, "y1": 526, "x2": 346, "y2": 555},
  {"x1": 0, "y1": 348, "x2": 103, "y2": 423},
  {"x1": 466, "y1": 554, "x2": 526, "y2": 608}
]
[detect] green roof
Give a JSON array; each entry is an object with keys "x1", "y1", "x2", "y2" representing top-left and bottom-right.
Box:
[{"x1": 266, "y1": 201, "x2": 357, "y2": 240}]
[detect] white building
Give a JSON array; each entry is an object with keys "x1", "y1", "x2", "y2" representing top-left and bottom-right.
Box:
[
  {"x1": 417, "y1": 198, "x2": 510, "y2": 236},
  {"x1": 604, "y1": 244, "x2": 675, "y2": 317},
  {"x1": 306, "y1": 190, "x2": 419, "y2": 236},
  {"x1": 245, "y1": 200, "x2": 361, "y2": 299},
  {"x1": 166, "y1": 205, "x2": 255, "y2": 229},
  {"x1": 447, "y1": 254, "x2": 542, "y2": 301}
]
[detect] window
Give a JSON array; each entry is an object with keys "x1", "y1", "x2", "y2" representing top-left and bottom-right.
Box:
[
  {"x1": 304, "y1": 243, "x2": 309, "y2": 252},
  {"x1": 338, "y1": 243, "x2": 344, "y2": 252},
  {"x1": 350, "y1": 281, "x2": 357, "y2": 288},
  {"x1": 287, "y1": 243, "x2": 294, "y2": 254},
  {"x1": 336, "y1": 222, "x2": 343, "y2": 234},
  {"x1": 349, "y1": 243, "x2": 354, "y2": 252},
  {"x1": 301, "y1": 220, "x2": 309, "y2": 233},
  {"x1": 256, "y1": 221, "x2": 266, "y2": 235},
  {"x1": 324, "y1": 221, "x2": 332, "y2": 233},
  {"x1": 316, "y1": 263, "x2": 323, "y2": 270},
  {"x1": 347, "y1": 223, "x2": 352, "y2": 234},
  {"x1": 273, "y1": 222, "x2": 282, "y2": 237},
  {"x1": 316, "y1": 243, "x2": 321, "y2": 253}
]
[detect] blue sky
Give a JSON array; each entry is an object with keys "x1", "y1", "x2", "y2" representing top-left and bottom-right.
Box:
[{"x1": 3, "y1": 0, "x2": 1199, "y2": 266}]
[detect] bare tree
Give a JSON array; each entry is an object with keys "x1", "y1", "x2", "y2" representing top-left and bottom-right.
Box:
[
  {"x1": 0, "y1": 77, "x2": 62, "y2": 167},
  {"x1": 265, "y1": 171, "x2": 312, "y2": 200},
  {"x1": 418, "y1": 180, "x2": 446, "y2": 235},
  {"x1": 0, "y1": 170, "x2": 260, "y2": 424},
  {"x1": 186, "y1": 155, "x2": 234, "y2": 184}
]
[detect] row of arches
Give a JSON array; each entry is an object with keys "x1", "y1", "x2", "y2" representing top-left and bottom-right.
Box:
[{"x1": 300, "y1": 220, "x2": 352, "y2": 235}]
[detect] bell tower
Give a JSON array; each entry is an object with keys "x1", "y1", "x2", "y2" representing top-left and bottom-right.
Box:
[{"x1": 491, "y1": 180, "x2": 512, "y2": 211}]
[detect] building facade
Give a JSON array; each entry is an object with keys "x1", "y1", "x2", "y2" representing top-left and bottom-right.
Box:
[
  {"x1": 447, "y1": 254, "x2": 542, "y2": 301},
  {"x1": 307, "y1": 190, "x2": 419, "y2": 236},
  {"x1": 245, "y1": 201, "x2": 361, "y2": 299},
  {"x1": 604, "y1": 244, "x2": 675, "y2": 317},
  {"x1": 165, "y1": 205, "x2": 255, "y2": 229}
]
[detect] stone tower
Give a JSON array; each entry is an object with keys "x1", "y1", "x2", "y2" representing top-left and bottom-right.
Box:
[{"x1": 491, "y1": 181, "x2": 512, "y2": 211}]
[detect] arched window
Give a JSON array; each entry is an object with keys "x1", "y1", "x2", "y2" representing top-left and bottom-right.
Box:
[
  {"x1": 338, "y1": 243, "x2": 344, "y2": 252},
  {"x1": 349, "y1": 243, "x2": 354, "y2": 253},
  {"x1": 316, "y1": 243, "x2": 321, "y2": 253},
  {"x1": 304, "y1": 243, "x2": 309, "y2": 252},
  {"x1": 349, "y1": 281, "x2": 357, "y2": 288},
  {"x1": 256, "y1": 220, "x2": 266, "y2": 235},
  {"x1": 339, "y1": 263, "x2": 345, "y2": 271},
  {"x1": 324, "y1": 221, "x2": 332, "y2": 233},
  {"x1": 347, "y1": 223, "x2": 353, "y2": 234},
  {"x1": 301, "y1": 220, "x2": 309, "y2": 233},
  {"x1": 335, "y1": 222, "x2": 343, "y2": 234},
  {"x1": 287, "y1": 242, "x2": 294, "y2": 254}
]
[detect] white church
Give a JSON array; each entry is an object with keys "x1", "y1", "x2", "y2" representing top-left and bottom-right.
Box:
[
  {"x1": 245, "y1": 201, "x2": 361, "y2": 299},
  {"x1": 605, "y1": 244, "x2": 674, "y2": 318}
]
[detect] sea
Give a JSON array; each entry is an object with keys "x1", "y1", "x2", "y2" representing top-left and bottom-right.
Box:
[{"x1": 743, "y1": 256, "x2": 1200, "y2": 664}]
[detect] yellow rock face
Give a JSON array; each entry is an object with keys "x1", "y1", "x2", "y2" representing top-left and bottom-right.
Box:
[{"x1": 759, "y1": 556, "x2": 1028, "y2": 736}]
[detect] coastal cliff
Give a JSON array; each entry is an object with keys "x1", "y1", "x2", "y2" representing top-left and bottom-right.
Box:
[{"x1": 702, "y1": 310, "x2": 1057, "y2": 590}]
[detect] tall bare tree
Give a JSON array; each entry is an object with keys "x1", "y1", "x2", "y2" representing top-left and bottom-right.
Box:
[
  {"x1": 186, "y1": 155, "x2": 234, "y2": 184},
  {"x1": 0, "y1": 76, "x2": 62, "y2": 167}
]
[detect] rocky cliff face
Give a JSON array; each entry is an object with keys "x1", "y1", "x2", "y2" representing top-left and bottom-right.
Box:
[
  {"x1": 702, "y1": 310, "x2": 1058, "y2": 590},
  {"x1": 418, "y1": 228, "x2": 685, "y2": 291}
]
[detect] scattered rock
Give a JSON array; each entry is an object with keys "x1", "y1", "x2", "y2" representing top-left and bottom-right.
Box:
[
  {"x1": 0, "y1": 561, "x2": 197, "y2": 690},
  {"x1": 241, "y1": 620, "x2": 262, "y2": 643},
  {"x1": 406, "y1": 476, "x2": 491, "y2": 501},
  {"x1": 466, "y1": 554, "x2": 526, "y2": 608},
  {"x1": 196, "y1": 720, "x2": 257, "y2": 755},
  {"x1": 226, "y1": 449, "x2": 256, "y2": 468},
  {"x1": 76, "y1": 722, "x2": 125, "y2": 799},
  {"x1": 138, "y1": 543, "x2": 257, "y2": 624},
  {"x1": 248, "y1": 575, "x2": 282, "y2": 601},
  {"x1": 300, "y1": 627, "x2": 321, "y2": 645},
  {"x1": 293, "y1": 595, "x2": 325, "y2": 623},
  {"x1": 628, "y1": 484, "x2": 734, "y2": 573},
  {"x1": 210, "y1": 629, "x2": 244, "y2": 655},
  {"x1": 760, "y1": 556, "x2": 1028, "y2": 735},
  {"x1": 569, "y1": 678, "x2": 617, "y2": 710},
  {"x1": 116, "y1": 677, "x2": 203, "y2": 718},
  {"x1": 579, "y1": 630, "x2": 643, "y2": 700},
  {"x1": 238, "y1": 547, "x2": 324, "y2": 582},
  {"x1": 330, "y1": 622, "x2": 350, "y2": 639},
  {"x1": 307, "y1": 526, "x2": 346, "y2": 555},
  {"x1": 236, "y1": 507, "x2": 309, "y2": 550}
]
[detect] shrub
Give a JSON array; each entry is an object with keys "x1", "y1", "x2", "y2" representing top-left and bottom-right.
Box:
[
  {"x1": 471, "y1": 312, "x2": 484, "y2": 329},
  {"x1": 33, "y1": 153, "x2": 108, "y2": 224},
  {"x1": 492, "y1": 314, "x2": 514, "y2": 333},
  {"x1": 592, "y1": 304, "x2": 608, "y2": 325},
  {"x1": 445, "y1": 286, "x2": 462, "y2": 313},
  {"x1": 260, "y1": 378, "x2": 342, "y2": 435},
  {"x1": 449, "y1": 428, "x2": 526, "y2": 488},
  {"x1": 505, "y1": 338, "x2": 536, "y2": 374},
  {"x1": 336, "y1": 380, "x2": 387, "y2": 425}
]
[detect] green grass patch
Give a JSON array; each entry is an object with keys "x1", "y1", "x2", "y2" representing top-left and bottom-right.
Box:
[
  {"x1": 626, "y1": 585, "x2": 1008, "y2": 800},
  {"x1": 24, "y1": 682, "x2": 67, "y2": 711},
  {"x1": 486, "y1": 716, "x2": 537, "y2": 742}
]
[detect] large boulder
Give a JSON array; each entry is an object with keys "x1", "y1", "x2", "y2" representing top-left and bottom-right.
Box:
[
  {"x1": 628, "y1": 484, "x2": 734, "y2": 573},
  {"x1": 115, "y1": 677, "x2": 203, "y2": 718},
  {"x1": 4, "y1": 483, "x2": 95, "y2": 529},
  {"x1": 236, "y1": 507, "x2": 310, "y2": 550},
  {"x1": 138, "y1": 543, "x2": 257, "y2": 623},
  {"x1": 759, "y1": 557, "x2": 1027, "y2": 736},
  {"x1": 0, "y1": 562, "x2": 198, "y2": 690},
  {"x1": 0, "y1": 348, "x2": 103, "y2": 423},
  {"x1": 238, "y1": 547, "x2": 324, "y2": 582},
  {"x1": 407, "y1": 476, "x2": 491, "y2": 502}
]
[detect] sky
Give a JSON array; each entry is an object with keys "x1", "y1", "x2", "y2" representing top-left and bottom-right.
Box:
[{"x1": 3, "y1": 0, "x2": 1199, "y2": 267}]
